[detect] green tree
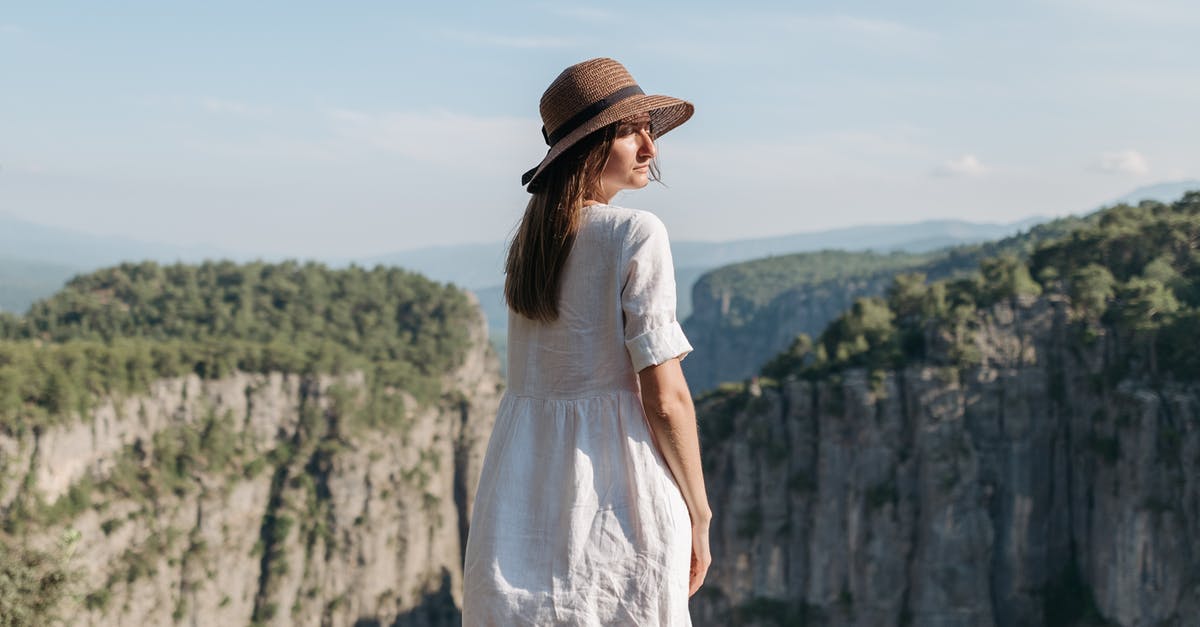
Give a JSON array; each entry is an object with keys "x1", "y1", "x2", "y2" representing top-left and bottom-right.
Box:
[
  {"x1": 886, "y1": 273, "x2": 930, "y2": 321},
  {"x1": 1117, "y1": 277, "x2": 1180, "y2": 333},
  {"x1": 760, "y1": 333, "x2": 814, "y2": 379},
  {"x1": 979, "y1": 255, "x2": 1042, "y2": 306},
  {"x1": 0, "y1": 530, "x2": 80, "y2": 625},
  {"x1": 818, "y1": 297, "x2": 898, "y2": 369},
  {"x1": 1068, "y1": 264, "x2": 1116, "y2": 320}
]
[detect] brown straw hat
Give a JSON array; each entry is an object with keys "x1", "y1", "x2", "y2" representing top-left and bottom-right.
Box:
[{"x1": 521, "y1": 58, "x2": 694, "y2": 191}]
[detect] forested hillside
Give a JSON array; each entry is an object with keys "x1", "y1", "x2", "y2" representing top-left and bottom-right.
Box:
[
  {"x1": 682, "y1": 212, "x2": 1090, "y2": 392},
  {"x1": 0, "y1": 260, "x2": 476, "y2": 432},
  {"x1": 761, "y1": 193, "x2": 1200, "y2": 380},
  {"x1": 0, "y1": 261, "x2": 500, "y2": 626},
  {"x1": 692, "y1": 193, "x2": 1200, "y2": 626}
]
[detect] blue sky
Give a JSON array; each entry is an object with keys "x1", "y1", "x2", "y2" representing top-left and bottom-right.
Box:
[{"x1": 2, "y1": 1, "x2": 1198, "y2": 258}]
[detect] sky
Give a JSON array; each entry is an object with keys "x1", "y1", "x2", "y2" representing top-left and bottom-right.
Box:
[{"x1": 2, "y1": 1, "x2": 1199, "y2": 259}]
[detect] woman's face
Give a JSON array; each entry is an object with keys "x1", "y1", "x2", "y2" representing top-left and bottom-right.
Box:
[{"x1": 596, "y1": 112, "x2": 656, "y2": 201}]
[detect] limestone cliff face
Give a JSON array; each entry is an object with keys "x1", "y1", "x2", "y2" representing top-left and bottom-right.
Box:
[
  {"x1": 694, "y1": 297, "x2": 1200, "y2": 626},
  {"x1": 683, "y1": 274, "x2": 897, "y2": 394},
  {"x1": 0, "y1": 300, "x2": 502, "y2": 626}
]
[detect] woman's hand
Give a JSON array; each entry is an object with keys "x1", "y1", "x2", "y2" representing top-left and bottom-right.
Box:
[{"x1": 689, "y1": 519, "x2": 712, "y2": 597}]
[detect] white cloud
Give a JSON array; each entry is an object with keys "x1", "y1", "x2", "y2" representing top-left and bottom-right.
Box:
[
  {"x1": 0, "y1": 24, "x2": 22, "y2": 35},
  {"x1": 934, "y1": 154, "x2": 988, "y2": 177},
  {"x1": 326, "y1": 108, "x2": 543, "y2": 174},
  {"x1": 201, "y1": 97, "x2": 273, "y2": 117},
  {"x1": 440, "y1": 29, "x2": 575, "y2": 49},
  {"x1": 1092, "y1": 150, "x2": 1149, "y2": 175}
]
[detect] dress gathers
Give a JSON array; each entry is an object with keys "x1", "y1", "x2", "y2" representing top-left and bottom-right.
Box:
[{"x1": 463, "y1": 204, "x2": 695, "y2": 626}]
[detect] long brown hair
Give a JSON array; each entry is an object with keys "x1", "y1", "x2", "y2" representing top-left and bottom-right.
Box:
[{"x1": 505, "y1": 118, "x2": 660, "y2": 321}]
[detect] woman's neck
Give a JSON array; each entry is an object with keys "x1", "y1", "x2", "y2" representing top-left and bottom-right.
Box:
[{"x1": 583, "y1": 191, "x2": 617, "y2": 207}]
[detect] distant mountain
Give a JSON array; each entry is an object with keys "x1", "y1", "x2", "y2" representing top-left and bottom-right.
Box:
[
  {"x1": 357, "y1": 217, "x2": 1048, "y2": 293},
  {"x1": 342, "y1": 217, "x2": 1049, "y2": 357},
  {"x1": 359, "y1": 242, "x2": 508, "y2": 291},
  {"x1": 0, "y1": 255, "x2": 79, "y2": 314},
  {"x1": 1105, "y1": 179, "x2": 1200, "y2": 207},
  {"x1": 0, "y1": 212, "x2": 235, "y2": 268},
  {"x1": 364, "y1": 181, "x2": 1200, "y2": 292},
  {"x1": 0, "y1": 213, "x2": 244, "y2": 314},
  {"x1": 671, "y1": 216, "x2": 1048, "y2": 269},
  {"x1": 3, "y1": 180, "x2": 1194, "y2": 321}
]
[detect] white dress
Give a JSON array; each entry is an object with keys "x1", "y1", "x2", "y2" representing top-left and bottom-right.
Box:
[{"x1": 463, "y1": 204, "x2": 695, "y2": 626}]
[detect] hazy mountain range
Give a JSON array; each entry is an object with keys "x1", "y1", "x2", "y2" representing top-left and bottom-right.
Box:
[
  {"x1": 2, "y1": 180, "x2": 1197, "y2": 318},
  {"x1": 364, "y1": 216, "x2": 1050, "y2": 291}
]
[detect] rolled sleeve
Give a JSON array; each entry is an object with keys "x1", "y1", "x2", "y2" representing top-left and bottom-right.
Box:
[
  {"x1": 620, "y1": 212, "x2": 693, "y2": 372},
  {"x1": 625, "y1": 319, "x2": 694, "y2": 372}
]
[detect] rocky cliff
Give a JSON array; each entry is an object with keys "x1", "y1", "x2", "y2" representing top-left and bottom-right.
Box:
[
  {"x1": 693, "y1": 296, "x2": 1200, "y2": 626},
  {"x1": 684, "y1": 272, "x2": 901, "y2": 394},
  {"x1": 0, "y1": 300, "x2": 502, "y2": 626},
  {"x1": 681, "y1": 216, "x2": 1090, "y2": 395}
]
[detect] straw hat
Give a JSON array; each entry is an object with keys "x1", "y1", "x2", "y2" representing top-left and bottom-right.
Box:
[{"x1": 521, "y1": 58, "x2": 694, "y2": 191}]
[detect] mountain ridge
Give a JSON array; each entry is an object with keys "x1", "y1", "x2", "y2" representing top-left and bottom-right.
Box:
[{"x1": 689, "y1": 192, "x2": 1200, "y2": 625}]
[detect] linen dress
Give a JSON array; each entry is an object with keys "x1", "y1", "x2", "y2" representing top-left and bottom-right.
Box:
[{"x1": 463, "y1": 204, "x2": 695, "y2": 626}]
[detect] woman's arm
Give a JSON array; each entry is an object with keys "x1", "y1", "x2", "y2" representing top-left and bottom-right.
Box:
[{"x1": 638, "y1": 356, "x2": 712, "y2": 596}]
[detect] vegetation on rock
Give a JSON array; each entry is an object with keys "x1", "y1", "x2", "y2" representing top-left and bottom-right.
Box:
[
  {"x1": 757, "y1": 193, "x2": 1200, "y2": 381},
  {"x1": 0, "y1": 260, "x2": 476, "y2": 434},
  {"x1": 0, "y1": 260, "x2": 481, "y2": 622}
]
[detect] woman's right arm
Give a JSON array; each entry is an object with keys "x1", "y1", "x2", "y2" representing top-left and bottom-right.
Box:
[{"x1": 638, "y1": 356, "x2": 712, "y2": 597}]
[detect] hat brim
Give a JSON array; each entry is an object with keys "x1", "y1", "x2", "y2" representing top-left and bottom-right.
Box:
[{"x1": 522, "y1": 94, "x2": 693, "y2": 191}]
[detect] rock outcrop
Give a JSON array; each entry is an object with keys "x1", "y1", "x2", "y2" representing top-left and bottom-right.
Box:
[
  {"x1": 680, "y1": 215, "x2": 1090, "y2": 395},
  {"x1": 683, "y1": 273, "x2": 898, "y2": 394},
  {"x1": 0, "y1": 299, "x2": 502, "y2": 626},
  {"x1": 694, "y1": 296, "x2": 1200, "y2": 626}
]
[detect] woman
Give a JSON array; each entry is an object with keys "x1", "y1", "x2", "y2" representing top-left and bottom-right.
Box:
[{"x1": 463, "y1": 57, "x2": 711, "y2": 626}]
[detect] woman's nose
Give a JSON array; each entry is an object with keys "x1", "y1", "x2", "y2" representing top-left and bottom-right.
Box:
[{"x1": 638, "y1": 128, "x2": 657, "y2": 158}]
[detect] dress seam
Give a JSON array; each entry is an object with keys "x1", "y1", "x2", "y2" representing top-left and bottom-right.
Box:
[{"x1": 507, "y1": 389, "x2": 638, "y2": 402}]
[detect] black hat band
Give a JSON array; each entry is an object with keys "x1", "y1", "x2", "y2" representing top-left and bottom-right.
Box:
[{"x1": 541, "y1": 84, "x2": 645, "y2": 147}]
